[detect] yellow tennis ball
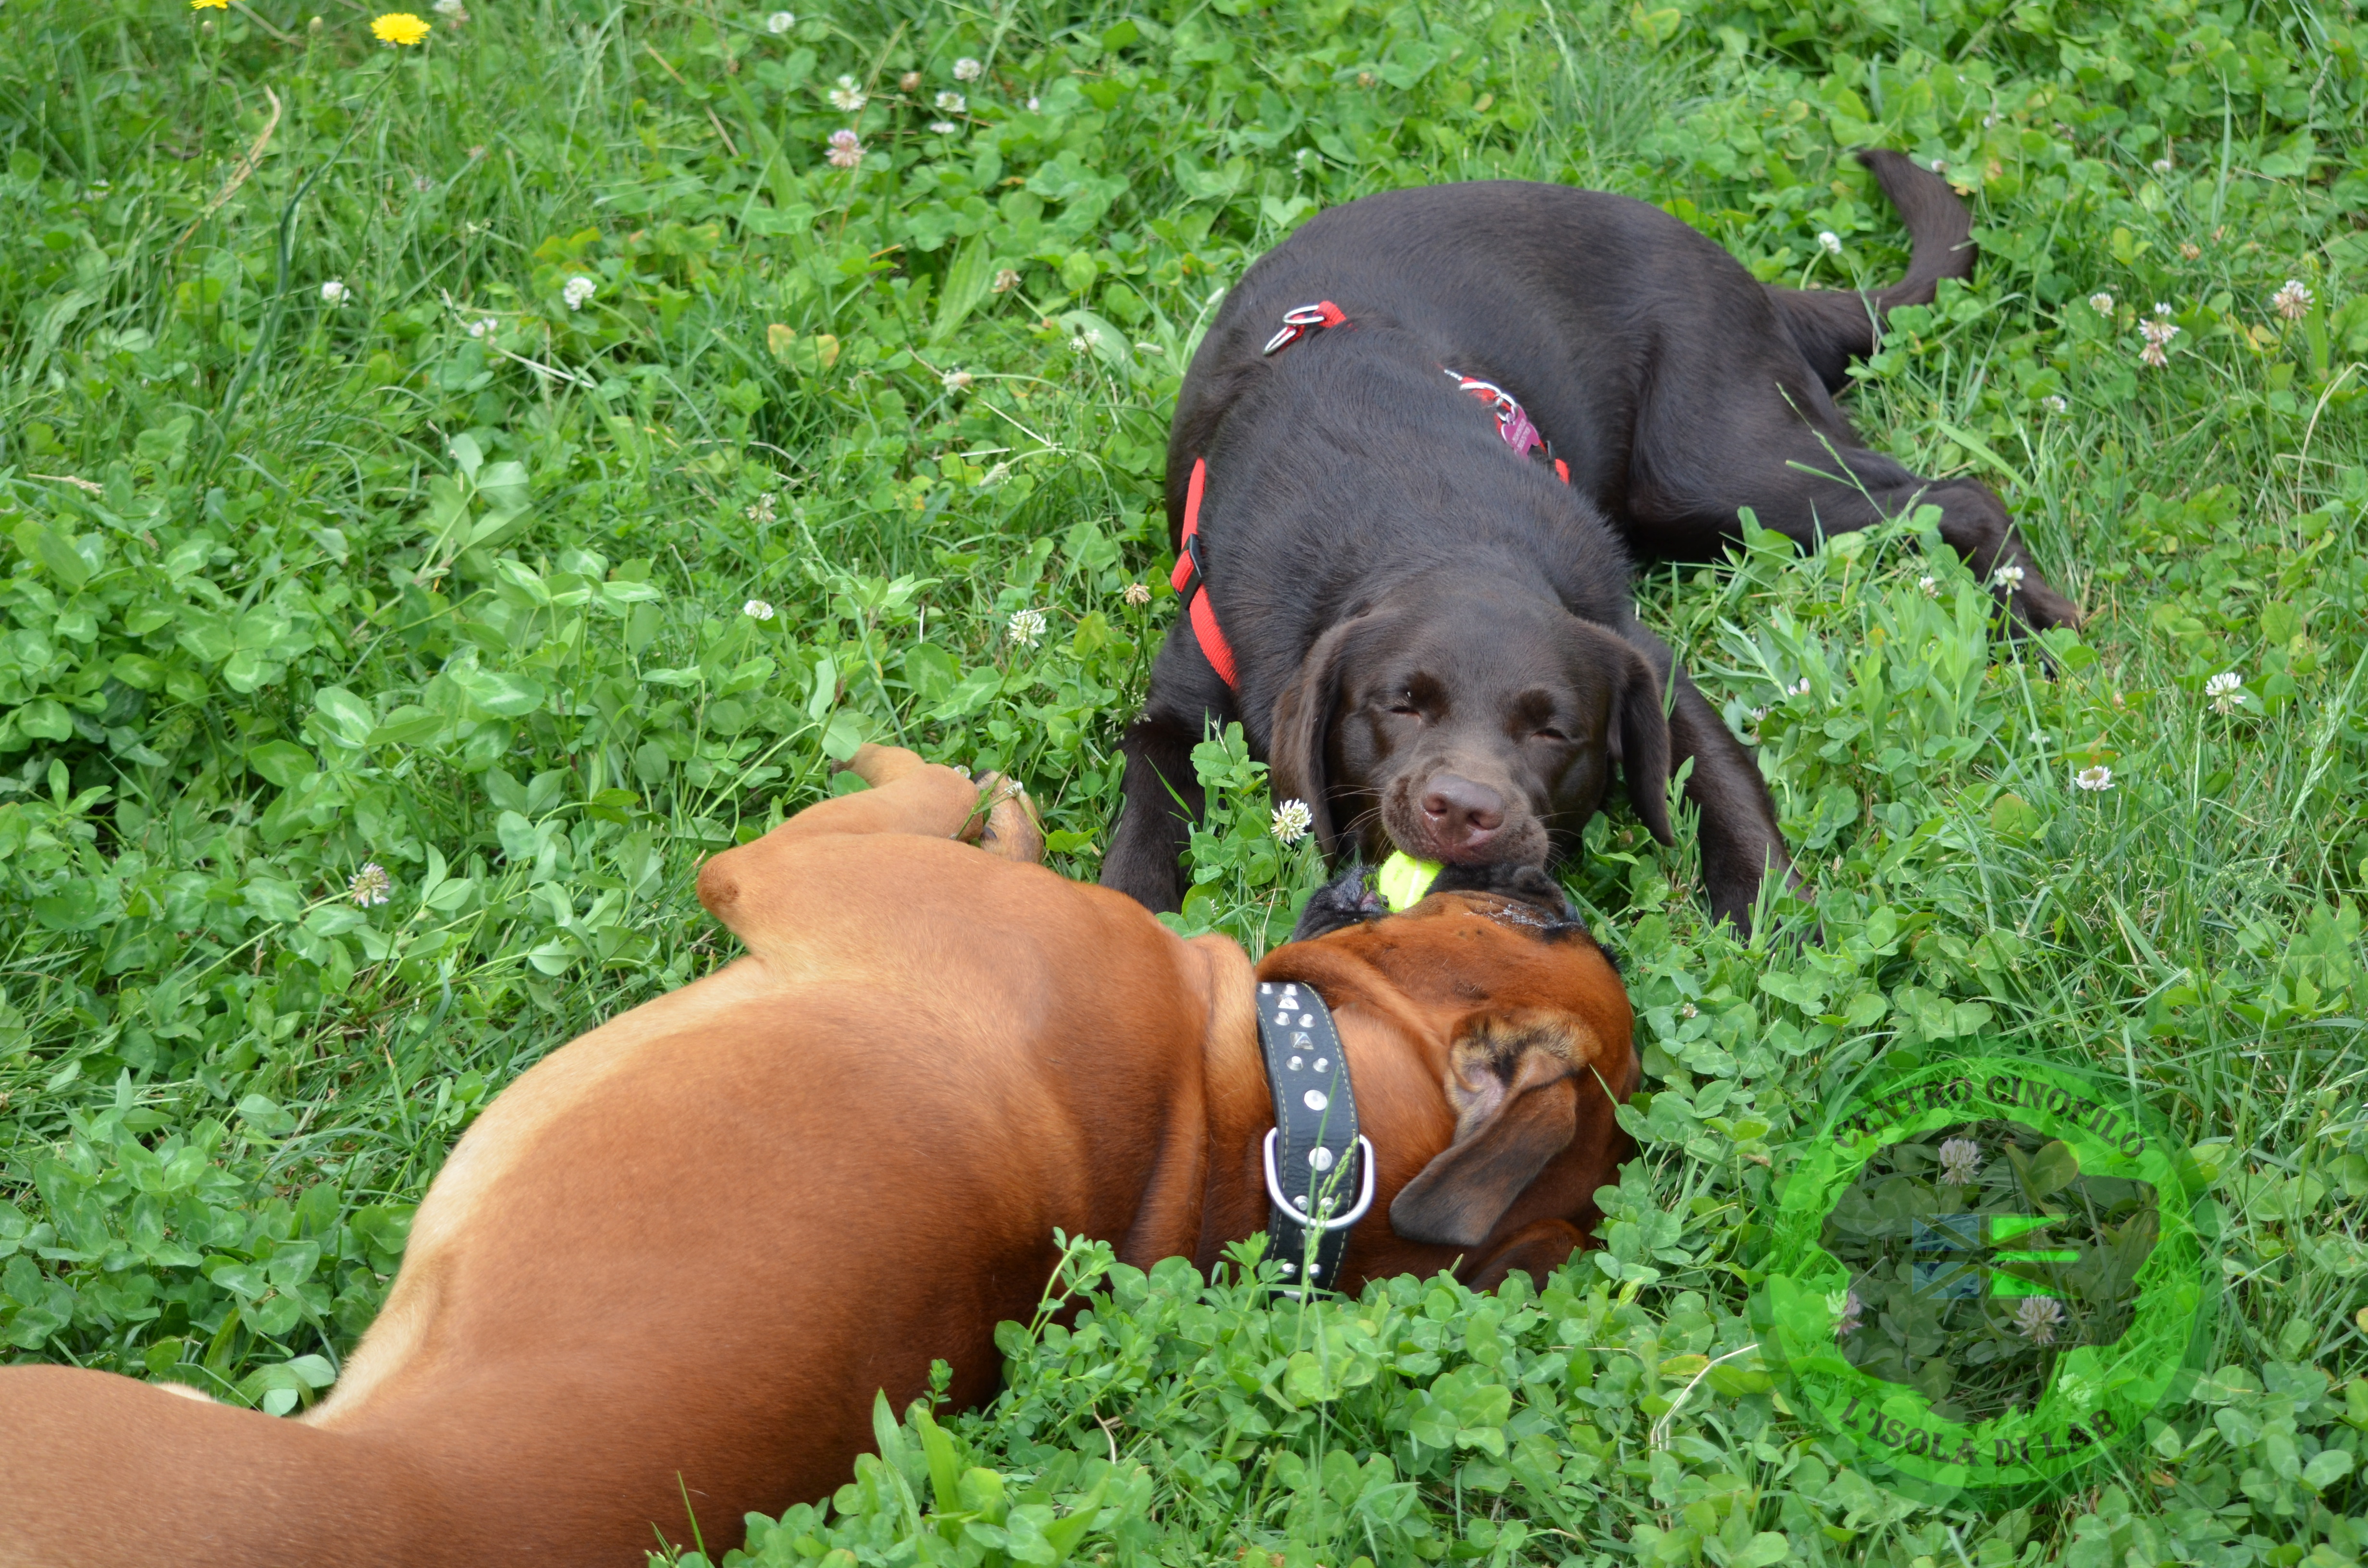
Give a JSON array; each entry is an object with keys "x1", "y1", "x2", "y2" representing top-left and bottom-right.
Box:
[{"x1": 1376, "y1": 851, "x2": 1443, "y2": 913}]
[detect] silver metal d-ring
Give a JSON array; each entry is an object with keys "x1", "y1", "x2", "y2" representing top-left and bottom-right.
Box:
[{"x1": 1262, "y1": 1130, "x2": 1377, "y2": 1231}]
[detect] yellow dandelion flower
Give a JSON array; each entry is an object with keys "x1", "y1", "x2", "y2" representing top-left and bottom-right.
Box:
[
  {"x1": 371, "y1": 11, "x2": 431, "y2": 44},
  {"x1": 191, "y1": 0, "x2": 231, "y2": 10}
]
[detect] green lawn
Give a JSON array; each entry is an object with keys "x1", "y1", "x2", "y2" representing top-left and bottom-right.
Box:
[{"x1": 2, "y1": 0, "x2": 2365, "y2": 1559}]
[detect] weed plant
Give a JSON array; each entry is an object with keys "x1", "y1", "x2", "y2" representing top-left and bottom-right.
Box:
[{"x1": 1, "y1": 0, "x2": 2365, "y2": 1560}]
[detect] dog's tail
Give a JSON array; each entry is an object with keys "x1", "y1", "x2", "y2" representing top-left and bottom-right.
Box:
[{"x1": 1768, "y1": 149, "x2": 1975, "y2": 394}]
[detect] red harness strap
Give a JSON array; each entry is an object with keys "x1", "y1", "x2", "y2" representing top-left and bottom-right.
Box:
[
  {"x1": 1170, "y1": 300, "x2": 1570, "y2": 691},
  {"x1": 1170, "y1": 456, "x2": 1240, "y2": 688}
]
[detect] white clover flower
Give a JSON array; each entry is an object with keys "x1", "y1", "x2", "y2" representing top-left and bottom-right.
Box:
[
  {"x1": 929, "y1": 120, "x2": 958, "y2": 135},
  {"x1": 321, "y1": 280, "x2": 352, "y2": 306},
  {"x1": 2151, "y1": 156, "x2": 2173, "y2": 174},
  {"x1": 2013, "y1": 1294, "x2": 2065, "y2": 1345},
  {"x1": 348, "y1": 862, "x2": 394, "y2": 907},
  {"x1": 432, "y1": 0, "x2": 465, "y2": 15},
  {"x1": 2042, "y1": 394, "x2": 2067, "y2": 414},
  {"x1": 1817, "y1": 230, "x2": 1842, "y2": 255},
  {"x1": 765, "y1": 9, "x2": 795, "y2": 31},
  {"x1": 826, "y1": 128, "x2": 863, "y2": 168},
  {"x1": 1069, "y1": 326, "x2": 1104, "y2": 354},
  {"x1": 562, "y1": 275, "x2": 596, "y2": 310},
  {"x1": 467, "y1": 317, "x2": 497, "y2": 338},
  {"x1": 2075, "y1": 764, "x2": 2114, "y2": 792},
  {"x1": 1792, "y1": 676, "x2": 1812, "y2": 696},
  {"x1": 942, "y1": 368, "x2": 974, "y2": 392},
  {"x1": 2273, "y1": 279, "x2": 2313, "y2": 320},
  {"x1": 2137, "y1": 315, "x2": 2179, "y2": 368},
  {"x1": 1678, "y1": 1001, "x2": 1698, "y2": 1018},
  {"x1": 899, "y1": 71, "x2": 921, "y2": 92},
  {"x1": 1918, "y1": 575, "x2": 1940, "y2": 597},
  {"x1": 745, "y1": 492, "x2": 777, "y2": 525},
  {"x1": 953, "y1": 56, "x2": 983, "y2": 81},
  {"x1": 2153, "y1": 301, "x2": 2174, "y2": 317},
  {"x1": 1938, "y1": 1138, "x2": 1983, "y2": 1185},
  {"x1": 1270, "y1": 797, "x2": 1314, "y2": 844},
  {"x1": 742, "y1": 598, "x2": 775, "y2": 621},
  {"x1": 935, "y1": 90, "x2": 965, "y2": 113},
  {"x1": 1834, "y1": 1288, "x2": 1864, "y2": 1338},
  {"x1": 2088, "y1": 291, "x2": 2114, "y2": 316},
  {"x1": 1121, "y1": 582, "x2": 1151, "y2": 606},
  {"x1": 1993, "y1": 564, "x2": 2025, "y2": 588},
  {"x1": 829, "y1": 74, "x2": 867, "y2": 112},
  {"x1": 1007, "y1": 607, "x2": 1047, "y2": 647},
  {"x1": 991, "y1": 267, "x2": 1021, "y2": 293},
  {"x1": 2205, "y1": 671, "x2": 2245, "y2": 714},
  {"x1": 1026, "y1": 95, "x2": 1039, "y2": 111}
]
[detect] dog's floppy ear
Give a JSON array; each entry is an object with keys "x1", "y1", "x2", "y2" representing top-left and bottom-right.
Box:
[
  {"x1": 1389, "y1": 1009, "x2": 1598, "y2": 1248},
  {"x1": 1611, "y1": 644, "x2": 1675, "y2": 848},
  {"x1": 1269, "y1": 615, "x2": 1370, "y2": 857}
]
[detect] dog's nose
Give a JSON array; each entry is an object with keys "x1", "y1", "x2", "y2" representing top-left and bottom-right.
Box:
[{"x1": 1420, "y1": 773, "x2": 1505, "y2": 855}]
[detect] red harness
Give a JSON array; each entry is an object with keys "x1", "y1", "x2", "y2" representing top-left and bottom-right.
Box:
[{"x1": 1171, "y1": 300, "x2": 1570, "y2": 691}]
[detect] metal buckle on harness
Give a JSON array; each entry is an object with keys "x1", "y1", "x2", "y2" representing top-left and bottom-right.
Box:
[
  {"x1": 1453, "y1": 372, "x2": 1519, "y2": 427},
  {"x1": 1262, "y1": 1128, "x2": 1378, "y2": 1231},
  {"x1": 1263, "y1": 302, "x2": 1340, "y2": 356}
]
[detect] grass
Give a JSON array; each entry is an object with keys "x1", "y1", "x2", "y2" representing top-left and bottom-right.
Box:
[{"x1": 1, "y1": 0, "x2": 2365, "y2": 1559}]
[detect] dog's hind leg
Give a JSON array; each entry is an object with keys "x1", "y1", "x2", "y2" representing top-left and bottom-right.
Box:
[{"x1": 1630, "y1": 403, "x2": 2082, "y2": 631}]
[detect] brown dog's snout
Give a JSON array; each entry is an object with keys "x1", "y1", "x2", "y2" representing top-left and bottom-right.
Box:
[{"x1": 1420, "y1": 772, "x2": 1506, "y2": 858}]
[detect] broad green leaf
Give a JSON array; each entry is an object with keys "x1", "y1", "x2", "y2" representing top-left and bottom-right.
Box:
[
  {"x1": 931, "y1": 235, "x2": 996, "y2": 342},
  {"x1": 2023, "y1": 1139, "x2": 2081, "y2": 1200},
  {"x1": 368, "y1": 706, "x2": 449, "y2": 747},
  {"x1": 12, "y1": 517, "x2": 91, "y2": 588},
  {"x1": 448, "y1": 661, "x2": 548, "y2": 718},
  {"x1": 247, "y1": 740, "x2": 317, "y2": 788},
  {"x1": 14, "y1": 698, "x2": 72, "y2": 742},
  {"x1": 312, "y1": 687, "x2": 376, "y2": 748},
  {"x1": 236, "y1": 1094, "x2": 297, "y2": 1137},
  {"x1": 821, "y1": 709, "x2": 865, "y2": 761}
]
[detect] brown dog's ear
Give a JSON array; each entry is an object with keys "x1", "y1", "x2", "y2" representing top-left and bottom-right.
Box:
[
  {"x1": 1613, "y1": 645, "x2": 1676, "y2": 848},
  {"x1": 1389, "y1": 1010, "x2": 1597, "y2": 1248},
  {"x1": 1268, "y1": 615, "x2": 1370, "y2": 857}
]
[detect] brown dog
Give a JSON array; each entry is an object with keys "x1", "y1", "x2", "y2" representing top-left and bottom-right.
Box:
[
  {"x1": 1103, "y1": 154, "x2": 2081, "y2": 931},
  {"x1": 0, "y1": 747, "x2": 1635, "y2": 1567}
]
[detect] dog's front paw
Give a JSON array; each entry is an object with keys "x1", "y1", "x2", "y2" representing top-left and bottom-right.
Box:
[
  {"x1": 835, "y1": 743, "x2": 933, "y2": 787},
  {"x1": 967, "y1": 773, "x2": 1044, "y2": 864},
  {"x1": 2012, "y1": 579, "x2": 2085, "y2": 633}
]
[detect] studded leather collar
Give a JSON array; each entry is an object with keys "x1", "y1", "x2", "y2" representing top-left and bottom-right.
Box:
[{"x1": 1252, "y1": 978, "x2": 1373, "y2": 1296}]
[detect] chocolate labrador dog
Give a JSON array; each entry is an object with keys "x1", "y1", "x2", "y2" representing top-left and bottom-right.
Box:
[{"x1": 1103, "y1": 151, "x2": 2078, "y2": 930}]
